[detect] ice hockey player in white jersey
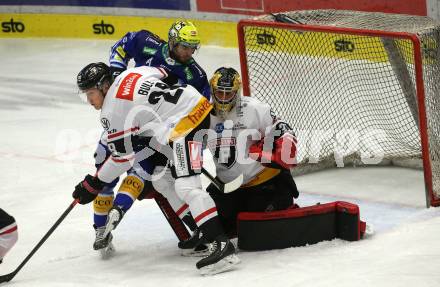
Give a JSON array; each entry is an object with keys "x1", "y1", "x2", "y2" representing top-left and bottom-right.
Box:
[
  {"x1": 206, "y1": 67, "x2": 299, "y2": 236},
  {"x1": 72, "y1": 62, "x2": 240, "y2": 275},
  {"x1": 0, "y1": 208, "x2": 18, "y2": 264}
]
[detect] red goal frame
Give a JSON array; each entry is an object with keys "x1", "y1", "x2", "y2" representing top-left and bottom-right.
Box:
[{"x1": 237, "y1": 19, "x2": 439, "y2": 207}]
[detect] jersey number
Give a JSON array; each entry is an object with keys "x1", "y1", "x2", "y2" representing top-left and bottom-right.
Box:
[{"x1": 146, "y1": 82, "x2": 184, "y2": 105}]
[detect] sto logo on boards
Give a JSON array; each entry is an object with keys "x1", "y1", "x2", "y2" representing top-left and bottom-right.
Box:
[
  {"x1": 93, "y1": 20, "x2": 115, "y2": 35},
  {"x1": 256, "y1": 31, "x2": 276, "y2": 45},
  {"x1": 2, "y1": 18, "x2": 25, "y2": 33},
  {"x1": 334, "y1": 39, "x2": 355, "y2": 52}
]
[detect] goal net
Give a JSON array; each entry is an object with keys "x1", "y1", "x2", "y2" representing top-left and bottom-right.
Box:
[{"x1": 237, "y1": 10, "x2": 440, "y2": 207}]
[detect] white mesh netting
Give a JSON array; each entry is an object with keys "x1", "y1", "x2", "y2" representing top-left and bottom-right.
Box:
[{"x1": 239, "y1": 10, "x2": 440, "y2": 206}]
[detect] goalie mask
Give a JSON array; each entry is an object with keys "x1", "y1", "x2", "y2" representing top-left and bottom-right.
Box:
[{"x1": 210, "y1": 67, "x2": 241, "y2": 119}]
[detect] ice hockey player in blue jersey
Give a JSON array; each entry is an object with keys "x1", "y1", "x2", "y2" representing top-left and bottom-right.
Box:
[{"x1": 109, "y1": 20, "x2": 210, "y2": 99}]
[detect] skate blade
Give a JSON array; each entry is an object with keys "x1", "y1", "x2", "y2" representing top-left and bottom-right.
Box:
[
  {"x1": 199, "y1": 254, "x2": 241, "y2": 276},
  {"x1": 182, "y1": 243, "x2": 213, "y2": 257},
  {"x1": 181, "y1": 248, "x2": 211, "y2": 257},
  {"x1": 99, "y1": 242, "x2": 116, "y2": 260}
]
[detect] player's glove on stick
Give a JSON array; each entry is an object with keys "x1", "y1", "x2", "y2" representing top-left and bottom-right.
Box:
[
  {"x1": 249, "y1": 133, "x2": 297, "y2": 170},
  {"x1": 72, "y1": 175, "x2": 105, "y2": 204}
]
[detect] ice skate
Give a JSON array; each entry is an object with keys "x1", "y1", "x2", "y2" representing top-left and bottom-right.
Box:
[
  {"x1": 93, "y1": 225, "x2": 115, "y2": 259},
  {"x1": 196, "y1": 235, "x2": 240, "y2": 275},
  {"x1": 178, "y1": 228, "x2": 210, "y2": 257}
]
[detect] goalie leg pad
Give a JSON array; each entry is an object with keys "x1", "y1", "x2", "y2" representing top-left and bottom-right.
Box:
[{"x1": 237, "y1": 201, "x2": 365, "y2": 251}]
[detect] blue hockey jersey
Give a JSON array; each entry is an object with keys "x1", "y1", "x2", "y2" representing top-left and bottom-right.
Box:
[{"x1": 109, "y1": 30, "x2": 210, "y2": 99}]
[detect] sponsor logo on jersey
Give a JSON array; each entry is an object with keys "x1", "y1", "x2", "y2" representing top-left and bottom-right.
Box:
[
  {"x1": 116, "y1": 46, "x2": 126, "y2": 58},
  {"x1": 174, "y1": 141, "x2": 189, "y2": 177},
  {"x1": 93, "y1": 20, "x2": 115, "y2": 35},
  {"x1": 101, "y1": 118, "x2": 110, "y2": 130},
  {"x1": 116, "y1": 73, "x2": 142, "y2": 101},
  {"x1": 207, "y1": 137, "x2": 236, "y2": 149},
  {"x1": 146, "y1": 38, "x2": 158, "y2": 45},
  {"x1": 2, "y1": 18, "x2": 25, "y2": 33},
  {"x1": 184, "y1": 67, "x2": 193, "y2": 80},
  {"x1": 193, "y1": 64, "x2": 204, "y2": 76},
  {"x1": 188, "y1": 141, "x2": 203, "y2": 170},
  {"x1": 233, "y1": 122, "x2": 246, "y2": 130},
  {"x1": 165, "y1": 56, "x2": 176, "y2": 65},
  {"x1": 169, "y1": 98, "x2": 212, "y2": 142},
  {"x1": 188, "y1": 99, "x2": 211, "y2": 125},
  {"x1": 142, "y1": 46, "x2": 157, "y2": 55},
  {"x1": 215, "y1": 123, "x2": 224, "y2": 133}
]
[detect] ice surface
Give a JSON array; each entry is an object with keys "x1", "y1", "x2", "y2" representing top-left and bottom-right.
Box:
[{"x1": 0, "y1": 39, "x2": 439, "y2": 286}]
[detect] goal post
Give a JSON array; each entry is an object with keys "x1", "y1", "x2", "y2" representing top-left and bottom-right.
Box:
[{"x1": 237, "y1": 10, "x2": 440, "y2": 207}]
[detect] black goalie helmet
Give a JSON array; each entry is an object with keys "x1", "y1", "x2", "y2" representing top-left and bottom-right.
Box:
[
  {"x1": 77, "y1": 62, "x2": 111, "y2": 92},
  {"x1": 209, "y1": 67, "x2": 241, "y2": 119}
]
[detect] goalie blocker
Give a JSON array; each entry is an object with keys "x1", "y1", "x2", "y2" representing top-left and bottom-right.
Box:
[{"x1": 237, "y1": 201, "x2": 366, "y2": 251}]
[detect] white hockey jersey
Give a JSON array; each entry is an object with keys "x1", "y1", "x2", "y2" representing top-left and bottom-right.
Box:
[
  {"x1": 208, "y1": 96, "x2": 284, "y2": 187},
  {"x1": 96, "y1": 66, "x2": 212, "y2": 183}
]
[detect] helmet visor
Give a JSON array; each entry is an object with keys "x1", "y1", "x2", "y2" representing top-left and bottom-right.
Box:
[{"x1": 177, "y1": 41, "x2": 200, "y2": 50}]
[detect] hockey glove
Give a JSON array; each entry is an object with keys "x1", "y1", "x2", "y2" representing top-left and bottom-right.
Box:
[
  {"x1": 249, "y1": 133, "x2": 297, "y2": 170},
  {"x1": 109, "y1": 67, "x2": 125, "y2": 81},
  {"x1": 72, "y1": 175, "x2": 105, "y2": 204}
]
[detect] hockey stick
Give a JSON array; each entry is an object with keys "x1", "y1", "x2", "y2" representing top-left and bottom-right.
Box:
[
  {"x1": 153, "y1": 192, "x2": 190, "y2": 242},
  {"x1": 201, "y1": 167, "x2": 243, "y2": 193},
  {"x1": 0, "y1": 199, "x2": 79, "y2": 284}
]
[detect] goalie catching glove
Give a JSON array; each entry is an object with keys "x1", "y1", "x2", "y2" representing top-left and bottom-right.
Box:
[
  {"x1": 72, "y1": 175, "x2": 105, "y2": 204},
  {"x1": 249, "y1": 131, "x2": 297, "y2": 170}
]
